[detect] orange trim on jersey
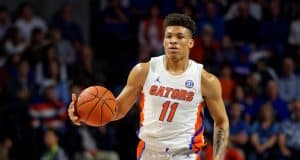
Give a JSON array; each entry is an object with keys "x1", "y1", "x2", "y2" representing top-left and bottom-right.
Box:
[
  {"x1": 137, "y1": 140, "x2": 145, "y2": 160},
  {"x1": 190, "y1": 102, "x2": 206, "y2": 152},
  {"x1": 139, "y1": 93, "x2": 145, "y2": 127}
]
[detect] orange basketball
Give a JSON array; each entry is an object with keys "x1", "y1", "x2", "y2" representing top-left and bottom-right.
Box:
[{"x1": 75, "y1": 86, "x2": 117, "y2": 127}]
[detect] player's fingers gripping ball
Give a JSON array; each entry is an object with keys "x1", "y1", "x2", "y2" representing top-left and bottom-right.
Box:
[{"x1": 74, "y1": 86, "x2": 117, "y2": 127}]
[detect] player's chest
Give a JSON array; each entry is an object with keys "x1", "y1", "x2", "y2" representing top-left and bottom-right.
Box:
[{"x1": 145, "y1": 73, "x2": 200, "y2": 104}]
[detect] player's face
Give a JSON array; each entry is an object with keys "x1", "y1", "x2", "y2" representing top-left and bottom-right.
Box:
[{"x1": 163, "y1": 26, "x2": 194, "y2": 61}]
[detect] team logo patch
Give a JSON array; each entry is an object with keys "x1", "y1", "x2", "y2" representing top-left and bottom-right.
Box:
[{"x1": 185, "y1": 80, "x2": 194, "y2": 88}]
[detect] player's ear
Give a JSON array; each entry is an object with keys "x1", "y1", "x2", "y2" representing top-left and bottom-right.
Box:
[{"x1": 188, "y1": 38, "x2": 194, "y2": 49}]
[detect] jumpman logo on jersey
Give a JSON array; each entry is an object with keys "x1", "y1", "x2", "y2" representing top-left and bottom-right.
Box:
[{"x1": 155, "y1": 76, "x2": 161, "y2": 83}]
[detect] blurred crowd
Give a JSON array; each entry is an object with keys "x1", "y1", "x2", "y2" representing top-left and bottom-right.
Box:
[{"x1": 0, "y1": 0, "x2": 300, "y2": 160}]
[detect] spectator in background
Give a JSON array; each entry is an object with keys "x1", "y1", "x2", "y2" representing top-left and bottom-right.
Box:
[
  {"x1": 249, "y1": 103, "x2": 278, "y2": 160},
  {"x1": 254, "y1": 58, "x2": 278, "y2": 88},
  {"x1": 216, "y1": 35, "x2": 238, "y2": 64},
  {"x1": 34, "y1": 44, "x2": 68, "y2": 84},
  {"x1": 249, "y1": 0, "x2": 263, "y2": 20},
  {"x1": 48, "y1": 27, "x2": 76, "y2": 66},
  {"x1": 259, "y1": 0, "x2": 289, "y2": 54},
  {"x1": 288, "y1": 5, "x2": 300, "y2": 66},
  {"x1": 232, "y1": 45, "x2": 252, "y2": 77},
  {"x1": 229, "y1": 102, "x2": 249, "y2": 154},
  {"x1": 0, "y1": 137, "x2": 12, "y2": 160},
  {"x1": 51, "y1": 3, "x2": 83, "y2": 48},
  {"x1": 231, "y1": 85, "x2": 261, "y2": 125},
  {"x1": 278, "y1": 57, "x2": 300, "y2": 102},
  {"x1": 4, "y1": 59, "x2": 34, "y2": 158},
  {"x1": 219, "y1": 64, "x2": 236, "y2": 105},
  {"x1": 45, "y1": 60, "x2": 69, "y2": 104},
  {"x1": 288, "y1": 5, "x2": 300, "y2": 55},
  {"x1": 71, "y1": 46, "x2": 106, "y2": 87},
  {"x1": 5, "y1": 59, "x2": 34, "y2": 106},
  {"x1": 242, "y1": 73, "x2": 264, "y2": 123},
  {"x1": 232, "y1": 86, "x2": 246, "y2": 106},
  {"x1": 191, "y1": 24, "x2": 219, "y2": 71},
  {"x1": 0, "y1": 6, "x2": 11, "y2": 40},
  {"x1": 41, "y1": 129, "x2": 68, "y2": 160},
  {"x1": 197, "y1": 2, "x2": 224, "y2": 41},
  {"x1": 74, "y1": 126, "x2": 119, "y2": 160},
  {"x1": 255, "y1": 80, "x2": 289, "y2": 122},
  {"x1": 225, "y1": 0, "x2": 259, "y2": 44},
  {"x1": 29, "y1": 80, "x2": 67, "y2": 132},
  {"x1": 14, "y1": 2, "x2": 47, "y2": 42},
  {"x1": 225, "y1": 0, "x2": 262, "y2": 21},
  {"x1": 278, "y1": 101, "x2": 300, "y2": 160},
  {"x1": 162, "y1": 0, "x2": 186, "y2": 15},
  {"x1": 288, "y1": 6, "x2": 300, "y2": 47},
  {"x1": 35, "y1": 54, "x2": 69, "y2": 105},
  {"x1": 3, "y1": 52, "x2": 22, "y2": 79},
  {"x1": 23, "y1": 27, "x2": 49, "y2": 68},
  {"x1": 3, "y1": 27, "x2": 27, "y2": 56},
  {"x1": 138, "y1": 4, "x2": 163, "y2": 61},
  {"x1": 100, "y1": 0, "x2": 129, "y2": 39},
  {"x1": 244, "y1": 72, "x2": 261, "y2": 98},
  {"x1": 130, "y1": 0, "x2": 154, "y2": 18}
]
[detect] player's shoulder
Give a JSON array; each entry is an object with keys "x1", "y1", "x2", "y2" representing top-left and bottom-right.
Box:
[
  {"x1": 132, "y1": 55, "x2": 164, "y2": 73},
  {"x1": 127, "y1": 62, "x2": 149, "y2": 87},
  {"x1": 132, "y1": 62, "x2": 150, "y2": 74},
  {"x1": 201, "y1": 69, "x2": 219, "y2": 82},
  {"x1": 201, "y1": 69, "x2": 221, "y2": 97}
]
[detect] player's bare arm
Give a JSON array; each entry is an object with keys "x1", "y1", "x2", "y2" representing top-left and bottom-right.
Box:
[
  {"x1": 113, "y1": 62, "x2": 149, "y2": 120},
  {"x1": 68, "y1": 63, "x2": 149, "y2": 124},
  {"x1": 201, "y1": 69, "x2": 229, "y2": 160}
]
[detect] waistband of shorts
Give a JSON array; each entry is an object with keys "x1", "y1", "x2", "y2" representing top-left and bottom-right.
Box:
[{"x1": 143, "y1": 141, "x2": 191, "y2": 153}]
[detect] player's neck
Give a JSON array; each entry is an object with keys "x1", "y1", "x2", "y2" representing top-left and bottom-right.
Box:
[{"x1": 164, "y1": 56, "x2": 189, "y2": 75}]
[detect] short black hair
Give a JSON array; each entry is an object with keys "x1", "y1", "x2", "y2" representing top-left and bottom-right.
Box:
[{"x1": 163, "y1": 13, "x2": 196, "y2": 36}]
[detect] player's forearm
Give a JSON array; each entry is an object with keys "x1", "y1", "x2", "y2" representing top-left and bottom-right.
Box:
[
  {"x1": 213, "y1": 120, "x2": 229, "y2": 160},
  {"x1": 113, "y1": 93, "x2": 139, "y2": 121},
  {"x1": 112, "y1": 100, "x2": 131, "y2": 121}
]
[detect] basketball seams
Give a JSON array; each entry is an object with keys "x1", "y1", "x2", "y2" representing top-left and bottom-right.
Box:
[
  {"x1": 76, "y1": 86, "x2": 116, "y2": 126},
  {"x1": 85, "y1": 90, "x2": 113, "y2": 101},
  {"x1": 76, "y1": 87, "x2": 98, "y2": 108},
  {"x1": 79, "y1": 87, "x2": 100, "y2": 120},
  {"x1": 85, "y1": 89, "x2": 109, "y2": 123},
  {"x1": 77, "y1": 87, "x2": 108, "y2": 108},
  {"x1": 102, "y1": 99, "x2": 116, "y2": 115},
  {"x1": 85, "y1": 98, "x2": 102, "y2": 122},
  {"x1": 77, "y1": 96, "x2": 95, "y2": 107},
  {"x1": 84, "y1": 95, "x2": 100, "y2": 121},
  {"x1": 100, "y1": 102, "x2": 104, "y2": 124},
  {"x1": 102, "y1": 97, "x2": 115, "y2": 101},
  {"x1": 84, "y1": 92, "x2": 97, "y2": 98}
]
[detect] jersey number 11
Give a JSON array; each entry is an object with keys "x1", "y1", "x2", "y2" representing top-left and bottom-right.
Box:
[{"x1": 159, "y1": 101, "x2": 178, "y2": 122}]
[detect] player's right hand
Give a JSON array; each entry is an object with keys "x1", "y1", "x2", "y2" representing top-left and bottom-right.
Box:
[{"x1": 68, "y1": 93, "x2": 81, "y2": 125}]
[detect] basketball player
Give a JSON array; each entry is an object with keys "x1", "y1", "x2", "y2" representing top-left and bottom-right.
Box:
[{"x1": 68, "y1": 13, "x2": 229, "y2": 160}]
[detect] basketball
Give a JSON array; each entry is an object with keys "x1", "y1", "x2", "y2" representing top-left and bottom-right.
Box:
[{"x1": 75, "y1": 86, "x2": 117, "y2": 127}]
